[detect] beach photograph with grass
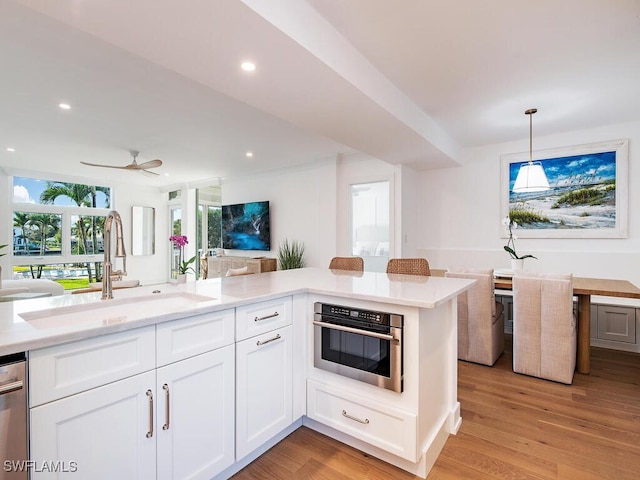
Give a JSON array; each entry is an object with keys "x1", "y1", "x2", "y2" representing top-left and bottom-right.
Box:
[{"x1": 507, "y1": 148, "x2": 620, "y2": 233}]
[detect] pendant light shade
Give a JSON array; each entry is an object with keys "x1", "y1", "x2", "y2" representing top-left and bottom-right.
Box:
[{"x1": 512, "y1": 108, "x2": 551, "y2": 193}]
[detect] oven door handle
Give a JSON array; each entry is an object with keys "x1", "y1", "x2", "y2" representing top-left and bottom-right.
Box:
[{"x1": 313, "y1": 321, "x2": 397, "y2": 342}]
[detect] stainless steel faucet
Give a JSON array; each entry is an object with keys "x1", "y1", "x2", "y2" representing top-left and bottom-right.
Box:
[{"x1": 102, "y1": 210, "x2": 127, "y2": 300}]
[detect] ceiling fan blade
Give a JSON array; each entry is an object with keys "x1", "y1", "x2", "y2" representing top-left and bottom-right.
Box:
[
  {"x1": 136, "y1": 159, "x2": 162, "y2": 169},
  {"x1": 80, "y1": 161, "x2": 127, "y2": 170},
  {"x1": 140, "y1": 169, "x2": 160, "y2": 177}
]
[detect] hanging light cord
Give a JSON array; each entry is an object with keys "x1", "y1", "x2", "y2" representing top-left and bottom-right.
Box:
[{"x1": 525, "y1": 108, "x2": 537, "y2": 163}]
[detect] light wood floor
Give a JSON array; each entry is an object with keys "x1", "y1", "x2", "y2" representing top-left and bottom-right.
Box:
[{"x1": 231, "y1": 338, "x2": 640, "y2": 479}]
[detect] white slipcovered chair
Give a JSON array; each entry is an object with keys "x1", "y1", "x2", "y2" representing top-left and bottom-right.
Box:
[
  {"x1": 445, "y1": 268, "x2": 504, "y2": 366},
  {"x1": 512, "y1": 271, "x2": 576, "y2": 384}
]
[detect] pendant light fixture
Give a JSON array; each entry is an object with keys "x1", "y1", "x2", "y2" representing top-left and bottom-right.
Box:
[{"x1": 512, "y1": 108, "x2": 550, "y2": 192}]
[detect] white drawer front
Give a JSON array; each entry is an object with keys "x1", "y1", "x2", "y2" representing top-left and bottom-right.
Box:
[
  {"x1": 156, "y1": 308, "x2": 235, "y2": 366},
  {"x1": 236, "y1": 296, "x2": 292, "y2": 340},
  {"x1": 29, "y1": 325, "x2": 156, "y2": 407},
  {"x1": 307, "y1": 379, "x2": 417, "y2": 462}
]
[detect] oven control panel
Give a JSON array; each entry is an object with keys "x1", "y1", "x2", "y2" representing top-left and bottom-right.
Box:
[{"x1": 315, "y1": 302, "x2": 403, "y2": 326}]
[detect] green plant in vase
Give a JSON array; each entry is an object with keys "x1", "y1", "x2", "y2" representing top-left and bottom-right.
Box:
[
  {"x1": 502, "y1": 216, "x2": 537, "y2": 270},
  {"x1": 277, "y1": 239, "x2": 305, "y2": 270}
]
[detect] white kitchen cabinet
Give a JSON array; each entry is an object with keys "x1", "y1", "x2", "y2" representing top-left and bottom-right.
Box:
[
  {"x1": 156, "y1": 308, "x2": 235, "y2": 367},
  {"x1": 235, "y1": 296, "x2": 292, "y2": 341},
  {"x1": 30, "y1": 310, "x2": 236, "y2": 480},
  {"x1": 157, "y1": 346, "x2": 235, "y2": 480},
  {"x1": 30, "y1": 370, "x2": 157, "y2": 480},
  {"x1": 235, "y1": 325, "x2": 293, "y2": 460},
  {"x1": 307, "y1": 378, "x2": 417, "y2": 461},
  {"x1": 29, "y1": 325, "x2": 156, "y2": 407}
]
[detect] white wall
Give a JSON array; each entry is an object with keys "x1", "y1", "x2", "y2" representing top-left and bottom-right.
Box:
[
  {"x1": 222, "y1": 159, "x2": 338, "y2": 269},
  {"x1": 113, "y1": 184, "x2": 168, "y2": 285},
  {"x1": 418, "y1": 120, "x2": 640, "y2": 289}
]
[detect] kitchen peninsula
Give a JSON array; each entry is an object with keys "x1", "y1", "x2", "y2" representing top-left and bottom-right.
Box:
[{"x1": 0, "y1": 268, "x2": 474, "y2": 479}]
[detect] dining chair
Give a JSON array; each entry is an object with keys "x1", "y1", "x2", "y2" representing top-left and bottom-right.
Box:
[
  {"x1": 512, "y1": 271, "x2": 576, "y2": 384},
  {"x1": 445, "y1": 268, "x2": 504, "y2": 366},
  {"x1": 386, "y1": 258, "x2": 431, "y2": 276},
  {"x1": 328, "y1": 256, "x2": 364, "y2": 272}
]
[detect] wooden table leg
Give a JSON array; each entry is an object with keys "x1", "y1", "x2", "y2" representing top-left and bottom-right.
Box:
[{"x1": 576, "y1": 294, "x2": 591, "y2": 374}]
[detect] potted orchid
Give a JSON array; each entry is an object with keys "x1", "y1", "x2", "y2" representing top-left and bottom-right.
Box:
[
  {"x1": 170, "y1": 235, "x2": 196, "y2": 282},
  {"x1": 502, "y1": 216, "x2": 537, "y2": 270}
]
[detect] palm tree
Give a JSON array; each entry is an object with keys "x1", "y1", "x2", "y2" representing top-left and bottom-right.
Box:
[
  {"x1": 40, "y1": 182, "x2": 110, "y2": 282},
  {"x1": 25, "y1": 213, "x2": 60, "y2": 278},
  {"x1": 13, "y1": 212, "x2": 30, "y2": 255}
]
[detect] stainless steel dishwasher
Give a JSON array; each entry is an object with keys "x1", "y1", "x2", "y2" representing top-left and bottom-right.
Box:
[{"x1": 0, "y1": 352, "x2": 27, "y2": 480}]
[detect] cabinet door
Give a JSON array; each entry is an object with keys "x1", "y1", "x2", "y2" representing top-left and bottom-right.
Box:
[
  {"x1": 156, "y1": 346, "x2": 235, "y2": 480},
  {"x1": 30, "y1": 371, "x2": 156, "y2": 480},
  {"x1": 596, "y1": 305, "x2": 636, "y2": 343},
  {"x1": 236, "y1": 325, "x2": 293, "y2": 460}
]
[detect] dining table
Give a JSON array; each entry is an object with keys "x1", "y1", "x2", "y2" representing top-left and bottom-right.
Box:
[{"x1": 433, "y1": 269, "x2": 640, "y2": 374}]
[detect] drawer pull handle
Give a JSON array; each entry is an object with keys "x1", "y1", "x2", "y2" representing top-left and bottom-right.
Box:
[
  {"x1": 146, "y1": 389, "x2": 154, "y2": 438},
  {"x1": 255, "y1": 311, "x2": 279, "y2": 322},
  {"x1": 0, "y1": 380, "x2": 23, "y2": 395},
  {"x1": 342, "y1": 410, "x2": 370, "y2": 425},
  {"x1": 162, "y1": 384, "x2": 170, "y2": 431},
  {"x1": 256, "y1": 334, "x2": 281, "y2": 346}
]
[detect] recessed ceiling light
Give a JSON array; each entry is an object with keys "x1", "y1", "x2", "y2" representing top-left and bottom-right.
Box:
[
  {"x1": 241, "y1": 62, "x2": 256, "y2": 72},
  {"x1": 246, "y1": 151, "x2": 254, "y2": 158},
  {"x1": 58, "y1": 103, "x2": 71, "y2": 110},
  {"x1": 6, "y1": 147, "x2": 15, "y2": 152}
]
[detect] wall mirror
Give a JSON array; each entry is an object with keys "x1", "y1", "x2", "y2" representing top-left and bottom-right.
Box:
[{"x1": 131, "y1": 206, "x2": 155, "y2": 255}]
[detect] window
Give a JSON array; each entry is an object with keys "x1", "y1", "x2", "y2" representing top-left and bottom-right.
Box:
[
  {"x1": 351, "y1": 181, "x2": 390, "y2": 257},
  {"x1": 11, "y1": 176, "x2": 112, "y2": 285}
]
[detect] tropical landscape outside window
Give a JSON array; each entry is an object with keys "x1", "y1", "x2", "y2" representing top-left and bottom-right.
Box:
[
  {"x1": 11, "y1": 176, "x2": 111, "y2": 290},
  {"x1": 196, "y1": 186, "x2": 222, "y2": 278}
]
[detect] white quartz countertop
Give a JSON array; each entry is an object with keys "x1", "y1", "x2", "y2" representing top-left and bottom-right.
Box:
[{"x1": 0, "y1": 267, "x2": 474, "y2": 356}]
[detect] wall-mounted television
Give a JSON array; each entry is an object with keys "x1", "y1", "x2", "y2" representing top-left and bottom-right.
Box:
[{"x1": 222, "y1": 201, "x2": 270, "y2": 251}]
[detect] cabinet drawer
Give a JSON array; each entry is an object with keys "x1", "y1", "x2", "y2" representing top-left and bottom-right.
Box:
[
  {"x1": 156, "y1": 308, "x2": 235, "y2": 366},
  {"x1": 29, "y1": 325, "x2": 156, "y2": 407},
  {"x1": 236, "y1": 296, "x2": 292, "y2": 340},
  {"x1": 307, "y1": 379, "x2": 417, "y2": 461}
]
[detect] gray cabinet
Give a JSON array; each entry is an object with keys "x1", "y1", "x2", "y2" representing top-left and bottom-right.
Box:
[
  {"x1": 496, "y1": 294, "x2": 514, "y2": 334},
  {"x1": 590, "y1": 304, "x2": 637, "y2": 345}
]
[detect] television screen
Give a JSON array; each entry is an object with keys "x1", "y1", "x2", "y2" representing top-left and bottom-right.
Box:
[{"x1": 222, "y1": 201, "x2": 270, "y2": 251}]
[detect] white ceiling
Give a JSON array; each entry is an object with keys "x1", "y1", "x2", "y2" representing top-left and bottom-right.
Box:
[{"x1": 1, "y1": 0, "x2": 639, "y2": 188}]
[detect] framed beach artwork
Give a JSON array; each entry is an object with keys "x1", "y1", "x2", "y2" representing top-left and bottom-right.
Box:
[{"x1": 500, "y1": 139, "x2": 628, "y2": 238}]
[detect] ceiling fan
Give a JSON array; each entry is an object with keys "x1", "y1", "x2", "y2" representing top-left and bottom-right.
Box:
[{"x1": 80, "y1": 150, "x2": 163, "y2": 175}]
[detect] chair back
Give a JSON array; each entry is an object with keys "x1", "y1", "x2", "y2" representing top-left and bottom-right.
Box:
[
  {"x1": 329, "y1": 256, "x2": 364, "y2": 272},
  {"x1": 446, "y1": 268, "x2": 504, "y2": 365},
  {"x1": 513, "y1": 272, "x2": 576, "y2": 384},
  {"x1": 386, "y1": 258, "x2": 430, "y2": 276}
]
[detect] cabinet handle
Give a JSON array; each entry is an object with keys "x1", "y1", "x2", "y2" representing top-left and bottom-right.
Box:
[
  {"x1": 146, "y1": 389, "x2": 154, "y2": 438},
  {"x1": 342, "y1": 409, "x2": 370, "y2": 425},
  {"x1": 0, "y1": 380, "x2": 23, "y2": 395},
  {"x1": 254, "y1": 311, "x2": 279, "y2": 322},
  {"x1": 162, "y1": 384, "x2": 170, "y2": 431},
  {"x1": 256, "y1": 333, "x2": 281, "y2": 346}
]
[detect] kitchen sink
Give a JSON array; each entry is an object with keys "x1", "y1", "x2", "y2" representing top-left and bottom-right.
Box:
[{"x1": 20, "y1": 292, "x2": 217, "y2": 329}]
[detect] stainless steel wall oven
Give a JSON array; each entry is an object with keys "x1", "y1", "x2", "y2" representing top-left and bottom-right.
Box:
[{"x1": 313, "y1": 302, "x2": 403, "y2": 393}]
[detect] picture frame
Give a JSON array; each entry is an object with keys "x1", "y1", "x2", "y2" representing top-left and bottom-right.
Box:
[{"x1": 500, "y1": 139, "x2": 628, "y2": 238}]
